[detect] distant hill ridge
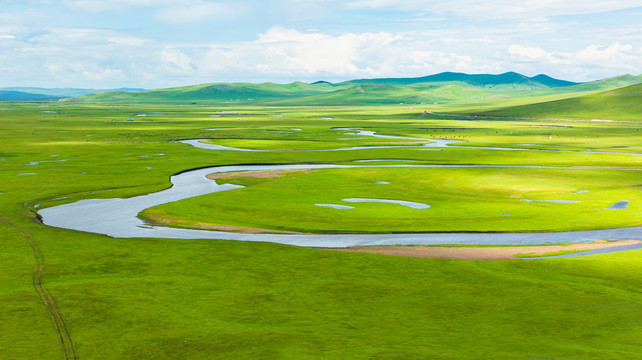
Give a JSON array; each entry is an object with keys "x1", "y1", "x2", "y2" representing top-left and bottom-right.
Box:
[
  {"x1": 345, "y1": 71, "x2": 579, "y2": 89},
  {"x1": 0, "y1": 87, "x2": 146, "y2": 99},
  {"x1": 0, "y1": 90, "x2": 57, "y2": 101},
  {"x1": 59, "y1": 72, "x2": 642, "y2": 105}
]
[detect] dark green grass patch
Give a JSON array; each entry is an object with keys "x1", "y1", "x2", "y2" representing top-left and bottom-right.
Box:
[{"x1": 40, "y1": 236, "x2": 642, "y2": 359}]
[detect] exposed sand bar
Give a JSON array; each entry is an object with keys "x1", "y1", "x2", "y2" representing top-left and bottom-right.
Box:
[{"x1": 337, "y1": 240, "x2": 642, "y2": 260}]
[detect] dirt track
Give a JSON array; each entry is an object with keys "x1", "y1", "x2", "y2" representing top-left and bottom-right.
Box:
[{"x1": 0, "y1": 213, "x2": 77, "y2": 359}]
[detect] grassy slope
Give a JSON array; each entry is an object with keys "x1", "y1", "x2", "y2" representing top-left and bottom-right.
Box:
[
  {"x1": 2, "y1": 103, "x2": 642, "y2": 359},
  {"x1": 483, "y1": 83, "x2": 642, "y2": 119},
  {"x1": 505, "y1": 74, "x2": 642, "y2": 98},
  {"x1": 260, "y1": 84, "x2": 502, "y2": 105},
  {"x1": 548, "y1": 74, "x2": 642, "y2": 92}
]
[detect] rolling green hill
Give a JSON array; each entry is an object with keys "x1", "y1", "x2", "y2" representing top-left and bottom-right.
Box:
[
  {"x1": 61, "y1": 72, "x2": 642, "y2": 106},
  {"x1": 482, "y1": 83, "x2": 642, "y2": 119},
  {"x1": 64, "y1": 82, "x2": 349, "y2": 104}
]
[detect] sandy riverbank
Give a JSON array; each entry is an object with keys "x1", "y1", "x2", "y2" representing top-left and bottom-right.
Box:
[{"x1": 336, "y1": 240, "x2": 642, "y2": 260}]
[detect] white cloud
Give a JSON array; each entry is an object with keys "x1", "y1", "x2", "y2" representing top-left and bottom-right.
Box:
[
  {"x1": 161, "y1": 48, "x2": 195, "y2": 72},
  {"x1": 248, "y1": 27, "x2": 406, "y2": 76},
  {"x1": 508, "y1": 42, "x2": 642, "y2": 79},
  {"x1": 576, "y1": 42, "x2": 637, "y2": 67},
  {"x1": 188, "y1": 26, "x2": 517, "y2": 83},
  {"x1": 0, "y1": 26, "x2": 151, "y2": 87},
  {"x1": 508, "y1": 44, "x2": 572, "y2": 64},
  {"x1": 510, "y1": 42, "x2": 641, "y2": 68},
  {"x1": 200, "y1": 27, "x2": 405, "y2": 78},
  {"x1": 82, "y1": 68, "x2": 126, "y2": 81},
  {"x1": 43, "y1": 60, "x2": 126, "y2": 82}
]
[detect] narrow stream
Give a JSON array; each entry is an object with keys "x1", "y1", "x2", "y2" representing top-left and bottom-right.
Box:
[{"x1": 184, "y1": 128, "x2": 642, "y2": 156}]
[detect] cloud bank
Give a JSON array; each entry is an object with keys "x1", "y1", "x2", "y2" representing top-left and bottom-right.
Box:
[{"x1": 0, "y1": 1, "x2": 640, "y2": 87}]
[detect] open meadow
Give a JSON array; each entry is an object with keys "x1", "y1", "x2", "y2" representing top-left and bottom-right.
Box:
[{"x1": 2, "y1": 88, "x2": 642, "y2": 359}]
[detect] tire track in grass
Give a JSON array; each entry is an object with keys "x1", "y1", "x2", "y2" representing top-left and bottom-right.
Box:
[{"x1": 0, "y1": 213, "x2": 77, "y2": 360}]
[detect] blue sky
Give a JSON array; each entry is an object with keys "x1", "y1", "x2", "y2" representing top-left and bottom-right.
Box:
[{"x1": 1, "y1": 0, "x2": 641, "y2": 88}]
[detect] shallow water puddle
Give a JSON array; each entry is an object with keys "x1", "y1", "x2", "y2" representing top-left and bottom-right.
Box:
[
  {"x1": 140, "y1": 154, "x2": 165, "y2": 158},
  {"x1": 342, "y1": 198, "x2": 431, "y2": 209},
  {"x1": 606, "y1": 200, "x2": 630, "y2": 210},
  {"x1": 520, "y1": 199, "x2": 580, "y2": 203},
  {"x1": 28, "y1": 159, "x2": 70, "y2": 165},
  {"x1": 315, "y1": 204, "x2": 355, "y2": 209}
]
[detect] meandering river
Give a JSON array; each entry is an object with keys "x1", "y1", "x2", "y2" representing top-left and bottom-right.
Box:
[{"x1": 38, "y1": 129, "x2": 642, "y2": 258}]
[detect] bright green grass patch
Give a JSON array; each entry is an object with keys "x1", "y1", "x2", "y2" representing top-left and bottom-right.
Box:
[
  {"x1": 203, "y1": 138, "x2": 382, "y2": 151},
  {"x1": 141, "y1": 167, "x2": 642, "y2": 233},
  {"x1": 204, "y1": 136, "x2": 433, "y2": 151}
]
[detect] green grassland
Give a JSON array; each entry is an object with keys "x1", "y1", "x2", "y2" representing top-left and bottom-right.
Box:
[
  {"x1": 2, "y1": 90, "x2": 642, "y2": 359},
  {"x1": 482, "y1": 83, "x2": 642, "y2": 120},
  {"x1": 141, "y1": 167, "x2": 642, "y2": 233}
]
